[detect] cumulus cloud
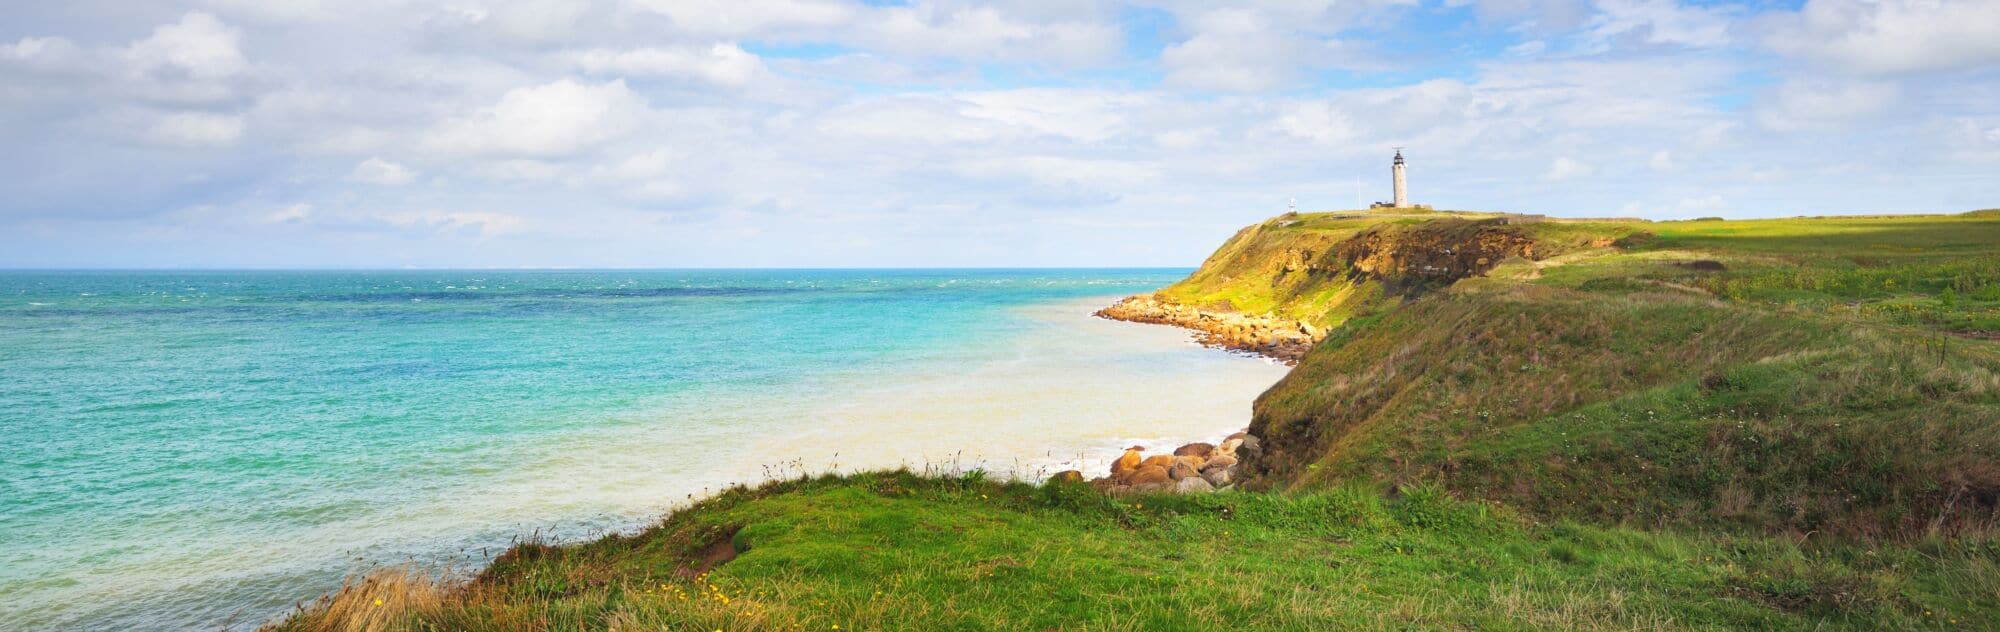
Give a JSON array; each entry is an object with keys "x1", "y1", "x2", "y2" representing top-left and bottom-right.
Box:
[
  {"x1": 1763, "y1": 0, "x2": 2000, "y2": 75},
  {"x1": 423, "y1": 79, "x2": 649, "y2": 157},
  {"x1": 121, "y1": 12, "x2": 247, "y2": 80}
]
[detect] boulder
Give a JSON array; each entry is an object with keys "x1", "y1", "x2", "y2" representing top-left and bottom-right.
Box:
[
  {"x1": 1172, "y1": 442, "x2": 1215, "y2": 458},
  {"x1": 1203, "y1": 454, "x2": 1238, "y2": 470},
  {"x1": 1175, "y1": 455, "x2": 1206, "y2": 470},
  {"x1": 1128, "y1": 465, "x2": 1171, "y2": 486},
  {"x1": 1218, "y1": 435, "x2": 1244, "y2": 457},
  {"x1": 1140, "y1": 455, "x2": 1178, "y2": 469},
  {"x1": 1110, "y1": 446, "x2": 1145, "y2": 477},
  {"x1": 1167, "y1": 462, "x2": 1198, "y2": 481},
  {"x1": 1132, "y1": 482, "x2": 1173, "y2": 493},
  {"x1": 1050, "y1": 470, "x2": 1085, "y2": 484},
  {"x1": 1176, "y1": 477, "x2": 1215, "y2": 493},
  {"x1": 1200, "y1": 466, "x2": 1232, "y2": 487}
]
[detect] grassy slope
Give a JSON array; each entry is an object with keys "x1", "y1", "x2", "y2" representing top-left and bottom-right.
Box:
[
  {"x1": 276, "y1": 210, "x2": 2000, "y2": 630},
  {"x1": 1251, "y1": 211, "x2": 2000, "y2": 538},
  {"x1": 275, "y1": 473, "x2": 2000, "y2": 631}
]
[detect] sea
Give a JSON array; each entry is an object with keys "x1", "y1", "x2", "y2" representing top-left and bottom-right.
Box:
[{"x1": 0, "y1": 269, "x2": 1289, "y2": 630}]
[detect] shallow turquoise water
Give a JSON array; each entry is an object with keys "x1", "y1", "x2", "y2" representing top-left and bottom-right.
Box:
[{"x1": 0, "y1": 269, "x2": 1287, "y2": 630}]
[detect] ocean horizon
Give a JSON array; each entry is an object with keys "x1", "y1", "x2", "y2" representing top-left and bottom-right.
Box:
[{"x1": 0, "y1": 268, "x2": 1288, "y2": 630}]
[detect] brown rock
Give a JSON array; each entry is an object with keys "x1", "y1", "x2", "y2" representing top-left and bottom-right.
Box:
[
  {"x1": 1218, "y1": 435, "x2": 1244, "y2": 457},
  {"x1": 1110, "y1": 446, "x2": 1144, "y2": 477},
  {"x1": 1176, "y1": 477, "x2": 1215, "y2": 493},
  {"x1": 1203, "y1": 454, "x2": 1237, "y2": 470},
  {"x1": 1050, "y1": 470, "x2": 1084, "y2": 484},
  {"x1": 1173, "y1": 442, "x2": 1215, "y2": 458},
  {"x1": 1167, "y1": 462, "x2": 1198, "y2": 481},
  {"x1": 1141, "y1": 455, "x2": 1178, "y2": 469},
  {"x1": 1128, "y1": 465, "x2": 1170, "y2": 486},
  {"x1": 1131, "y1": 482, "x2": 1173, "y2": 493}
]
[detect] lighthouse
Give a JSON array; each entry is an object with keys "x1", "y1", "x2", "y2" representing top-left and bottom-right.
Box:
[
  {"x1": 1391, "y1": 148, "x2": 1408, "y2": 208},
  {"x1": 1370, "y1": 148, "x2": 1431, "y2": 210}
]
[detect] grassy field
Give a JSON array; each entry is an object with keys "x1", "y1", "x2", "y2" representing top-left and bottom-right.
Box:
[{"x1": 276, "y1": 209, "x2": 2000, "y2": 630}]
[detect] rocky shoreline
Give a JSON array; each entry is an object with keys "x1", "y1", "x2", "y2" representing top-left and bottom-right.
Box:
[
  {"x1": 1050, "y1": 431, "x2": 1262, "y2": 495},
  {"x1": 1093, "y1": 295, "x2": 1325, "y2": 364}
]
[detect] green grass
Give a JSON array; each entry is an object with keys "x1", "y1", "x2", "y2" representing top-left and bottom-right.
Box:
[
  {"x1": 274, "y1": 472, "x2": 2000, "y2": 631},
  {"x1": 1253, "y1": 286, "x2": 2000, "y2": 537}
]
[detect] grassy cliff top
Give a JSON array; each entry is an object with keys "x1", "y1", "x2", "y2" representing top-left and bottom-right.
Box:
[{"x1": 1156, "y1": 208, "x2": 2000, "y2": 334}]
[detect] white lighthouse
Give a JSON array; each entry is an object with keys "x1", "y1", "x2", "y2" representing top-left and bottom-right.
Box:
[
  {"x1": 1371, "y1": 148, "x2": 1428, "y2": 210},
  {"x1": 1391, "y1": 148, "x2": 1408, "y2": 208}
]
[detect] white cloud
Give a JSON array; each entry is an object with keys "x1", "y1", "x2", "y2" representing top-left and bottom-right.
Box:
[
  {"x1": 1160, "y1": 8, "x2": 1378, "y2": 92},
  {"x1": 851, "y1": 5, "x2": 1120, "y2": 66},
  {"x1": 1753, "y1": 79, "x2": 1900, "y2": 132},
  {"x1": 351, "y1": 157, "x2": 417, "y2": 185},
  {"x1": 2, "y1": 36, "x2": 81, "y2": 64},
  {"x1": 146, "y1": 111, "x2": 245, "y2": 147},
  {"x1": 1763, "y1": 0, "x2": 2000, "y2": 75},
  {"x1": 423, "y1": 79, "x2": 649, "y2": 157},
  {"x1": 1545, "y1": 156, "x2": 1594, "y2": 180},
  {"x1": 569, "y1": 44, "x2": 765, "y2": 85},
  {"x1": 1272, "y1": 102, "x2": 1358, "y2": 145},
  {"x1": 121, "y1": 12, "x2": 247, "y2": 80}
]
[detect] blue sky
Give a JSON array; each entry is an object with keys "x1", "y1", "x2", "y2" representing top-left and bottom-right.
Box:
[{"x1": 2, "y1": 0, "x2": 1997, "y2": 268}]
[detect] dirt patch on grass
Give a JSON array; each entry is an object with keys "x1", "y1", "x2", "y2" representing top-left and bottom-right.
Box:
[{"x1": 675, "y1": 525, "x2": 742, "y2": 579}]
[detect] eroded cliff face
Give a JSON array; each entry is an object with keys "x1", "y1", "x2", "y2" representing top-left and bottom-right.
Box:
[
  {"x1": 1096, "y1": 216, "x2": 1544, "y2": 362},
  {"x1": 1332, "y1": 218, "x2": 1540, "y2": 293}
]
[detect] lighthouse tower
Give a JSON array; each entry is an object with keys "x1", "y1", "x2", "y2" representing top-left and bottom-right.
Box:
[{"x1": 1391, "y1": 148, "x2": 1408, "y2": 208}]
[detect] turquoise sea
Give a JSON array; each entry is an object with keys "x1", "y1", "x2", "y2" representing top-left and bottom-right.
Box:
[{"x1": 0, "y1": 270, "x2": 1289, "y2": 630}]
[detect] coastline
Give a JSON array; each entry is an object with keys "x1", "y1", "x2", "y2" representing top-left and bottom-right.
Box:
[{"x1": 1093, "y1": 294, "x2": 1325, "y2": 364}]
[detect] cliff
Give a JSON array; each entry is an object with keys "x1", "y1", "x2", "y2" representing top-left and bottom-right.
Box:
[{"x1": 1095, "y1": 212, "x2": 1613, "y2": 361}]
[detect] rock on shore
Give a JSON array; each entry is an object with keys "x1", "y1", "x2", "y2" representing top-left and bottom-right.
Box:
[
  {"x1": 1093, "y1": 296, "x2": 1323, "y2": 364},
  {"x1": 1067, "y1": 431, "x2": 1264, "y2": 496}
]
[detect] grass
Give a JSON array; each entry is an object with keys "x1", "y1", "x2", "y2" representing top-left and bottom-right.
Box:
[
  {"x1": 275, "y1": 208, "x2": 2000, "y2": 630},
  {"x1": 274, "y1": 472, "x2": 2000, "y2": 631}
]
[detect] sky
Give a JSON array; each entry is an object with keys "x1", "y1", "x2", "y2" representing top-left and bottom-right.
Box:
[{"x1": 2, "y1": 0, "x2": 1997, "y2": 268}]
